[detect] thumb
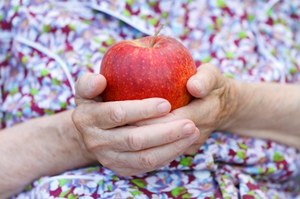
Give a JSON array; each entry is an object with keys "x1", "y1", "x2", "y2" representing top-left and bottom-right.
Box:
[
  {"x1": 187, "y1": 63, "x2": 224, "y2": 98},
  {"x1": 75, "y1": 73, "x2": 107, "y2": 105}
]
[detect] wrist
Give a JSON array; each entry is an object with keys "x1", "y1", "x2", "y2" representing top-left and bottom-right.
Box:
[
  {"x1": 56, "y1": 110, "x2": 96, "y2": 165},
  {"x1": 0, "y1": 110, "x2": 96, "y2": 197},
  {"x1": 220, "y1": 81, "x2": 279, "y2": 132},
  {"x1": 217, "y1": 78, "x2": 242, "y2": 131}
]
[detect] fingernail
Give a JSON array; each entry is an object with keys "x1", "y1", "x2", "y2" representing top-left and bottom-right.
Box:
[
  {"x1": 157, "y1": 102, "x2": 170, "y2": 113},
  {"x1": 182, "y1": 123, "x2": 195, "y2": 136}
]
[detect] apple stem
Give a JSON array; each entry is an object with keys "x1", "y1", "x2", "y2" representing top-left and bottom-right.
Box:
[{"x1": 150, "y1": 24, "x2": 163, "y2": 47}]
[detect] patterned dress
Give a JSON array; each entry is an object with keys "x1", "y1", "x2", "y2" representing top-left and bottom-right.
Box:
[{"x1": 1, "y1": 0, "x2": 300, "y2": 198}]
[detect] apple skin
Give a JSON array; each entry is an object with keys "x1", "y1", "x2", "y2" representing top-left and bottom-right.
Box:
[{"x1": 100, "y1": 35, "x2": 197, "y2": 111}]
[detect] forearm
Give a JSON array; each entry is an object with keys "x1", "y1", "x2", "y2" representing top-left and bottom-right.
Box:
[
  {"x1": 224, "y1": 82, "x2": 300, "y2": 149},
  {"x1": 0, "y1": 110, "x2": 94, "y2": 197}
]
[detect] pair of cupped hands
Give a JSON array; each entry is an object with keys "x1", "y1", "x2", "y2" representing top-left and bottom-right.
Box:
[{"x1": 72, "y1": 64, "x2": 237, "y2": 176}]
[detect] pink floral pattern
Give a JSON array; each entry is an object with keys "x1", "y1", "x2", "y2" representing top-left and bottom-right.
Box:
[{"x1": 1, "y1": 0, "x2": 300, "y2": 198}]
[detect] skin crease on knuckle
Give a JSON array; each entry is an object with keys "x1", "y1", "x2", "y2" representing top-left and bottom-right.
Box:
[
  {"x1": 98, "y1": 154, "x2": 116, "y2": 170},
  {"x1": 206, "y1": 97, "x2": 222, "y2": 128},
  {"x1": 109, "y1": 103, "x2": 127, "y2": 125},
  {"x1": 100, "y1": 153, "x2": 126, "y2": 175},
  {"x1": 111, "y1": 152, "x2": 148, "y2": 177},
  {"x1": 138, "y1": 152, "x2": 158, "y2": 170},
  {"x1": 216, "y1": 79, "x2": 238, "y2": 129},
  {"x1": 112, "y1": 153, "x2": 146, "y2": 176},
  {"x1": 141, "y1": 107, "x2": 153, "y2": 120},
  {"x1": 82, "y1": 131, "x2": 101, "y2": 153},
  {"x1": 139, "y1": 100, "x2": 154, "y2": 119},
  {"x1": 97, "y1": 148, "x2": 129, "y2": 171},
  {"x1": 126, "y1": 132, "x2": 143, "y2": 151},
  {"x1": 82, "y1": 127, "x2": 111, "y2": 154},
  {"x1": 71, "y1": 105, "x2": 89, "y2": 132},
  {"x1": 200, "y1": 77, "x2": 234, "y2": 130}
]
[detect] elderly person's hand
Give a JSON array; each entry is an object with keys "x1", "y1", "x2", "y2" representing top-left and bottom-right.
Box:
[
  {"x1": 137, "y1": 63, "x2": 238, "y2": 154},
  {"x1": 138, "y1": 63, "x2": 300, "y2": 152},
  {"x1": 71, "y1": 73, "x2": 200, "y2": 176}
]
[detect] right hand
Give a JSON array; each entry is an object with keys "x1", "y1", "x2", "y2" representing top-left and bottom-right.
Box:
[{"x1": 72, "y1": 73, "x2": 200, "y2": 176}]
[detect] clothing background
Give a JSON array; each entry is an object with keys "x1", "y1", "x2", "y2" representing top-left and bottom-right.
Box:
[{"x1": 0, "y1": 0, "x2": 300, "y2": 198}]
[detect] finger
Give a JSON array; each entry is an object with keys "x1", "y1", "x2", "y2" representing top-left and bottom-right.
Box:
[
  {"x1": 110, "y1": 119, "x2": 197, "y2": 151},
  {"x1": 113, "y1": 128, "x2": 200, "y2": 174},
  {"x1": 187, "y1": 63, "x2": 224, "y2": 98},
  {"x1": 75, "y1": 73, "x2": 107, "y2": 105},
  {"x1": 78, "y1": 98, "x2": 171, "y2": 129},
  {"x1": 136, "y1": 95, "x2": 219, "y2": 128},
  {"x1": 134, "y1": 101, "x2": 193, "y2": 126},
  {"x1": 184, "y1": 129, "x2": 211, "y2": 155},
  {"x1": 134, "y1": 112, "x2": 178, "y2": 126}
]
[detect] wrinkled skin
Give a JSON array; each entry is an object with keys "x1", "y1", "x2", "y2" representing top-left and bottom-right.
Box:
[
  {"x1": 72, "y1": 74, "x2": 200, "y2": 176},
  {"x1": 138, "y1": 63, "x2": 238, "y2": 154},
  {"x1": 72, "y1": 63, "x2": 237, "y2": 176}
]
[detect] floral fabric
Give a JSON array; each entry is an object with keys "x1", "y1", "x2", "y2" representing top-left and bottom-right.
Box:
[{"x1": 0, "y1": 0, "x2": 300, "y2": 198}]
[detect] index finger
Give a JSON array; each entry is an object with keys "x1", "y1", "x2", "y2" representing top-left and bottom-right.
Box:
[
  {"x1": 76, "y1": 98, "x2": 171, "y2": 129},
  {"x1": 135, "y1": 95, "x2": 219, "y2": 127},
  {"x1": 111, "y1": 119, "x2": 197, "y2": 151}
]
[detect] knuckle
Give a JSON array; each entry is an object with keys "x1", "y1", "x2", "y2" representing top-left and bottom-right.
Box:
[
  {"x1": 100, "y1": 157, "x2": 115, "y2": 169},
  {"x1": 108, "y1": 104, "x2": 126, "y2": 124},
  {"x1": 72, "y1": 108, "x2": 80, "y2": 125},
  {"x1": 127, "y1": 133, "x2": 143, "y2": 151},
  {"x1": 138, "y1": 152, "x2": 158, "y2": 169},
  {"x1": 84, "y1": 134, "x2": 99, "y2": 152},
  {"x1": 197, "y1": 98, "x2": 219, "y2": 128},
  {"x1": 139, "y1": 104, "x2": 152, "y2": 119},
  {"x1": 72, "y1": 105, "x2": 89, "y2": 131},
  {"x1": 101, "y1": 152, "x2": 127, "y2": 171},
  {"x1": 207, "y1": 100, "x2": 221, "y2": 126},
  {"x1": 83, "y1": 129, "x2": 107, "y2": 152}
]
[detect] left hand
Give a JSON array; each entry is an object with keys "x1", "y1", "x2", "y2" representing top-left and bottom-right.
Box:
[
  {"x1": 72, "y1": 73, "x2": 200, "y2": 176},
  {"x1": 137, "y1": 63, "x2": 239, "y2": 154}
]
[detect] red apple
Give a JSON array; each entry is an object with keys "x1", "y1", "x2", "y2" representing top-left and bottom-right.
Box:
[{"x1": 100, "y1": 35, "x2": 197, "y2": 110}]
